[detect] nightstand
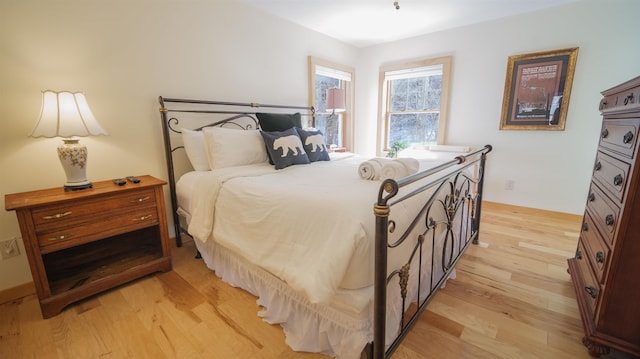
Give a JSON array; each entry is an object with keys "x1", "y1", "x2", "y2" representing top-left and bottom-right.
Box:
[{"x1": 5, "y1": 175, "x2": 172, "y2": 318}]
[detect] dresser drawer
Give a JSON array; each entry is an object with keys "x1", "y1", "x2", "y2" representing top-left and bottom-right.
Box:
[
  {"x1": 575, "y1": 239, "x2": 601, "y2": 319},
  {"x1": 598, "y1": 119, "x2": 640, "y2": 158},
  {"x1": 592, "y1": 151, "x2": 631, "y2": 203},
  {"x1": 600, "y1": 82, "x2": 640, "y2": 114},
  {"x1": 585, "y1": 183, "x2": 619, "y2": 246},
  {"x1": 579, "y1": 213, "x2": 610, "y2": 284},
  {"x1": 37, "y1": 207, "x2": 160, "y2": 252},
  {"x1": 32, "y1": 189, "x2": 157, "y2": 232}
]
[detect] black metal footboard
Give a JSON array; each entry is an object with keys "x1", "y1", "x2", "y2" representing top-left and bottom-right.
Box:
[{"x1": 368, "y1": 145, "x2": 492, "y2": 358}]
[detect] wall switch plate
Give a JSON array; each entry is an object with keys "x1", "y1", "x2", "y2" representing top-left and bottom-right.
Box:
[{"x1": 0, "y1": 238, "x2": 20, "y2": 259}]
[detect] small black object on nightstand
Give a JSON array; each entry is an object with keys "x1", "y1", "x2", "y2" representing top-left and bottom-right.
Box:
[
  {"x1": 126, "y1": 176, "x2": 141, "y2": 183},
  {"x1": 113, "y1": 178, "x2": 126, "y2": 186}
]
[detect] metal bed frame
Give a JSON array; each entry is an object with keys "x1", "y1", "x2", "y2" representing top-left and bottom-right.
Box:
[{"x1": 158, "y1": 96, "x2": 492, "y2": 358}]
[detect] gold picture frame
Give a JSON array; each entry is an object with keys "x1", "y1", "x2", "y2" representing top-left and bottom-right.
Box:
[{"x1": 499, "y1": 47, "x2": 579, "y2": 130}]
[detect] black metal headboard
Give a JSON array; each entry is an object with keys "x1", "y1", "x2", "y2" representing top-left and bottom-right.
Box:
[{"x1": 158, "y1": 96, "x2": 315, "y2": 246}]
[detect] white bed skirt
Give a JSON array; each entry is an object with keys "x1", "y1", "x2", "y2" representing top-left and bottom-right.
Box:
[
  {"x1": 193, "y1": 233, "x2": 457, "y2": 358},
  {"x1": 194, "y1": 235, "x2": 373, "y2": 358}
]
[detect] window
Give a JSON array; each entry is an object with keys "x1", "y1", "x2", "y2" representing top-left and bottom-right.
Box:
[
  {"x1": 378, "y1": 56, "x2": 451, "y2": 154},
  {"x1": 308, "y1": 56, "x2": 354, "y2": 149}
]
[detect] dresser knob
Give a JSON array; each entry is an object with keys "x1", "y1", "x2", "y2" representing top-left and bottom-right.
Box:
[
  {"x1": 605, "y1": 214, "x2": 614, "y2": 226},
  {"x1": 588, "y1": 193, "x2": 595, "y2": 202},
  {"x1": 623, "y1": 131, "x2": 634, "y2": 144},
  {"x1": 601, "y1": 129, "x2": 609, "y2": 138},
  {"x1": 596, "y1": 251, "x2": 605, "y2": 264},
  {"x1": 613, "y1": 174, "x2": 624, "y2": 186},
  {"x1": 585, "y1": 286, "x2": 597, "y2": 299},
  {"x1": 576, "y1": 249, "x2": 583, "y2": 260},
  {"x1": 594, "y1": 162, "x2": 602, "y2": 171},
  {"x1": 582, "y1": 222, "x2": 589, "y2": 232},
  {"x1": 130, "y1": 196, "x2": 150, "y2": 203}
]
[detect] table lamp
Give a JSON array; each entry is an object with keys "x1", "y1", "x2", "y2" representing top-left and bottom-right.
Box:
[{"x1": 30, "y1": 90, "x2": 108, "y2": 191}]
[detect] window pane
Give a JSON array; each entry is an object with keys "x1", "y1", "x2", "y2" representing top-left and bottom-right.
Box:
[
  {"x1": 315, "y1": 113, "x2": 342, "y2": 147},
  {"x1": 390, "y1": 74, "x2": 442, "y2": 112},
  {"x1": 389, "y1": 113, "x2": 439, "y2": 147},
  {"x1": 315, "y1": 75, "x2": 340, "y2": 112}
]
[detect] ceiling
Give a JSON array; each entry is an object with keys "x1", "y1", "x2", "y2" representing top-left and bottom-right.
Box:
[{"x1": 237, "y1": 0, "x2": 580, "y2": 48}]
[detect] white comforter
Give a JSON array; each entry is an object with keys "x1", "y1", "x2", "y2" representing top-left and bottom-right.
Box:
[{"x1": 181, "y1": 154, "x2": 457, "y2": 305}]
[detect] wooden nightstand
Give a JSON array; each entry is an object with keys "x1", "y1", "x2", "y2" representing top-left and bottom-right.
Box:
[{"x1": 5, "y1": 175, "x2": 172, "y2": 318}]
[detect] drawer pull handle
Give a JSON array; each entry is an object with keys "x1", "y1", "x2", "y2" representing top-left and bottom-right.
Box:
[
  {"x1": 605, "y1": 214, "x2": 614, "y2": 226},
  {"x1": 130, "y1": 196, "x2": 150, "y2": 203},
  {"x1": 582, "y1": 222, "x2": 589, "y2": 232},
  {"x1": 613, "y1": 174, "x2": 624, "y2": 186},
  {"x1": 623, "y1": 131, "x2": 634, "y2": 144},
  {"x1": 576, "y1": 249, "x2": 583, "y2": 260},
  {"x1": 588, "y1": 193, "x2": 595, "y2": 202},
  {"x1": 133, "y1": 215, "x2": 153, "y2": 221},
  {"x1": 585, "y1": 286, "x2": 597, "y2": 299},
  {"x1": 42, "y1": 211, "x2": 72, "y2": 220},
  {"x1": 48, "y1": 233, "x2": 74, "y2": 241},
  {"x1": 594, "y1": 162, "x2": 602, "y2": 171},
  {"x1": 601, "y1": 129, "x2": 609, "y2": 138},
  {"x1": 624, "y1": 93, "x2": 634, "y2": 105},
  {"x1": 600, "y1": 101, "x2": 607, "y2": 111},
  {"x1": 596, "y1": 251, "x2": 605, "y2": 264}
]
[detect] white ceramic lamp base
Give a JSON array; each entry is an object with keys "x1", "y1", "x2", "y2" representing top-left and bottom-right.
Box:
[{"x1": 58, "y1": 139, "x2": 93, "y2": 191}]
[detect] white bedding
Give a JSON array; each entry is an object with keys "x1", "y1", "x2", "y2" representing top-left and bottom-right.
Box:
[
  {"x1": 178, "y1": 152, "x2": 465, "y2": 306},
  {"x1": 177, "y1": 151, "x2": 474, "y2": 358}
]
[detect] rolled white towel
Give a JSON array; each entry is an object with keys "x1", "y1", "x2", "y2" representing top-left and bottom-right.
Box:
[
  {"x1": 381, "y1": 158, "x2": 420, "y2": 180},
  {"x1": 358, "y1": 157, "x2": 390, "y2": 180},
  {"x1": 396, "y1": 157, "x2": 419, "y2": 174}
]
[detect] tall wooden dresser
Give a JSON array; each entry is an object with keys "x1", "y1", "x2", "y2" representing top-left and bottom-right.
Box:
[{"x1": 568, "y1": 75, "x2": 640, "y2": 357}]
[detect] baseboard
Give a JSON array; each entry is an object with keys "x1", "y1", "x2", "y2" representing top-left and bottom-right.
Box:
[{"x1": 0, "y1": 282, "x2": 35, "y2": 305}]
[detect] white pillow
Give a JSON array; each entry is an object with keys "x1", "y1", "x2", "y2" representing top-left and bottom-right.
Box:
[
  {"x1": 203, "y1": 126, "x2": 268, "y2": 169},
  {"x1": 182, "y1": 128, "x2": 210, "y2": 171}
]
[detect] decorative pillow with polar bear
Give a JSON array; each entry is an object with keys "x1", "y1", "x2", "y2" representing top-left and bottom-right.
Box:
[
  {"x1": 260, "y1": 127, "x2": 310, "y2": 169},
  {"x1": 296, "y1": 128, "x2": 330, "y2": 162}
]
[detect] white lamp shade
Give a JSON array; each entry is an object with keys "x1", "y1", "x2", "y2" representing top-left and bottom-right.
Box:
[
  {"x1": 30, "y1": 90, "x2": 108, "y2": 138},
  {"x1": 326, "y1": 88, "x2": 346, "y2": 113}
]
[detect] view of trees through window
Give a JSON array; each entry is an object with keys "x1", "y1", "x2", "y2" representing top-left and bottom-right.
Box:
[
  {"x1": 388, "y1": 74, "x2": 442, "y2": 147},
  {"x1": 314, "y1": 74, "x2": 342, "y2": 147},
  {"x1": 379, "y1": 56, "x2": 451, "y2": 155}
]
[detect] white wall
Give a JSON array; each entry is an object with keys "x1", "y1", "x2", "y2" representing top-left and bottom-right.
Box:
[
  {"x1": 355, "y1": 0, "x2": 640, "y2": 215},
  {"x1": 0, "y1": 0, "x2": 356, "y2": 292}
]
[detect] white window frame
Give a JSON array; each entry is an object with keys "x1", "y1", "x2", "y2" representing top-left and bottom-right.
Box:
[
  {"x1": 377, "y1": 56, "x2": 452, "y2": 156},
  {"x1": 308, "y1": 56, "x2": 355, "y2": 150}
]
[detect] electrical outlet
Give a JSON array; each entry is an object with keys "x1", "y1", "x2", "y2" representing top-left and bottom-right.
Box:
[
  {"x1": 0, "y1": 238, "x2": 20, "y2": 259},
  {"x1": 505, "y1": 180, "x2": 515, "y2": 191}
]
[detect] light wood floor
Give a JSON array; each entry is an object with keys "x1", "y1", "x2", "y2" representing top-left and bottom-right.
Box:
[{"x1": 1, "y1": 202, "x2": 638, "y2": 358}]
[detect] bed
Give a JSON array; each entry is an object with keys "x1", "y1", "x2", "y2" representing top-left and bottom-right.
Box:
[{"x1": 158, "y1": 96, "x2": 492, "y2": 358}]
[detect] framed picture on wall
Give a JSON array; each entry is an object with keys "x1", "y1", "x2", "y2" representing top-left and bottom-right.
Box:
[{"x1": 499, "y1": 47, "x2": 579, "y2": 130}]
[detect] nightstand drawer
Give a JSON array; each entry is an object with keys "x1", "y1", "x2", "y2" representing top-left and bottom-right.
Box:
[
  {"x1": 32, "y1": 189, "x2": 157, "y2": 232},
  {"x1": 592, "y1": 151, "x2": 631, "y2": 203},
  {"x1": 585, "y1": 183, "x2": 619, "y2": 246},
  {"x1": 37, "y1": 207, "x2": 160, "y2": 252}
]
